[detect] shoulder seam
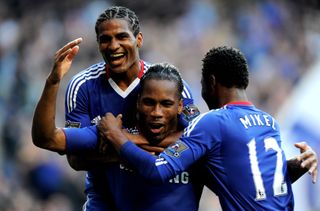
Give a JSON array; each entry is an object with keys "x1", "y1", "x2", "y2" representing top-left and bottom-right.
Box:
[{"x1": 66, "y1": 63, "x2": 105, "y2": 113}]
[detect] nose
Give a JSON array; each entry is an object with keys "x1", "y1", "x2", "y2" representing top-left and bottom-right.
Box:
[
  {"x1": 150, "y1": 105, "x2": 163, "y2": 118},
  {"x1": 109, "y1": 38, "x2": 120, "y2": 51}
]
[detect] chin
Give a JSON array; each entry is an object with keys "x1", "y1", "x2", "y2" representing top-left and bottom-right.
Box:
[{"x1": 110, "y1": 66, "x2": 127, "y2": 74}]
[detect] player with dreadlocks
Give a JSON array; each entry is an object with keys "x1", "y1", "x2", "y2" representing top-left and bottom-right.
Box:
[
  {"x1": 98, "y1": 46, "x2": 318, "y2": 210},
  {"x1": 32, "y1": 6, "x2": 317, "y2": 210},
  {"x1": 32, "y1": 6, "x2": 201, "y2": 210}
]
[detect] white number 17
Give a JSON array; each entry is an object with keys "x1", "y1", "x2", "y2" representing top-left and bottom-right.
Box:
[{"x1": 247, "y1": 137, "x2": 288, "y2": 200}]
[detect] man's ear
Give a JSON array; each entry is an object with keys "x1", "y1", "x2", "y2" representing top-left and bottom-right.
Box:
[
  {"x1": 177, "y1": 99, "x2": 183, "y2": 114},
  {"x1": 136, "y1": 32, "x2": 143, "y2": 48}
]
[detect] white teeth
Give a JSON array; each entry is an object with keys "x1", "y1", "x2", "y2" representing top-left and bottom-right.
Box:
[{"x1": 110, "y1": 53, "x2": 124, "y2": 58}]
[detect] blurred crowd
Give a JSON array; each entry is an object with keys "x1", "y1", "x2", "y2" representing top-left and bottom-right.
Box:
[{"x1": 0, "y1": 0, "x2": 319, "y2": 210}]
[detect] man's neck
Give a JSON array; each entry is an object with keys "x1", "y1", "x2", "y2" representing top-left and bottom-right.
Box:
[
  {"x1": 110, "y1": 61, "x2": 141, "y2": 91},
  {"x1": 218, "y1": 88, "x2": 248, "y2": 107}
]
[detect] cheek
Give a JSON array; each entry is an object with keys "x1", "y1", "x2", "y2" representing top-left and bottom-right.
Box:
[
  {"x1": 98, "y1": 43, "x2": 106, "y2": 50},
  {"x1": 164, "y1": 110, "x2": 178, "y2": 124},
  {"x1": 138, "y1": 107, "x2": 150, "y2": 119},
  {"x1": 127, "y1": 42, "x2": 138, "y2": 55}
]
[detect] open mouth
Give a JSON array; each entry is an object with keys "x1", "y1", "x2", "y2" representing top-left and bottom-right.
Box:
[
  {"x1": 108, "y1": 53, "x2": 125, "y2": 64},
  {"x1": 149, "y1": 123, "x2": 164, "y2": 134}
]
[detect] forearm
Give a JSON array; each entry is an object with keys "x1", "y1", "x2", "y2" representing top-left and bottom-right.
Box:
[
  {"x1": 287, "y1": 158, "x2": 307, "y2": 183},
  {"x1": 32, "y1": 78, "x2": 66, "y2": 153},
  {"x1": 120, "y1": 141, "x2": 175, "y2": 183},
  {"x1": 104, "y1": 124, "x2": 192, "y2": 183},
  {"x1": 67, "y1": 150, "x2": 120, "y2": 171},
  {"x1": 66, "y1": 127, "x2": 123, "y2": 170}
]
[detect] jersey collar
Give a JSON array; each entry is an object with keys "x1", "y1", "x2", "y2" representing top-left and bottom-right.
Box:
[{"x1": 225, "y1": 101, "x2": 253, "y2": 106}]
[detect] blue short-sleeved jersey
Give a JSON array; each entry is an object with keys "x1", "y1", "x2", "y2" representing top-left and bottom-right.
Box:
[
  {"x1": 120, "y1": 102, "x2": 295, "y2": 210},
  {"x1": 64, "y1": 60, "x2": 203, "y2": 210}
]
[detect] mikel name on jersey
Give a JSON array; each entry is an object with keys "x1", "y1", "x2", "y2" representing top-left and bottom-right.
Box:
[{"x1": 239, "y1": 113, "x2": 276, "y2": 130}]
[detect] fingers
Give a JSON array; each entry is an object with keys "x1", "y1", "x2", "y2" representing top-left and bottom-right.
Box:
[
  {"x1": 57, "y1": 43, "x2": 81, "y2": 62},
  {"x1": 66, "y1": 45, "x2": 80, "y2": 61},
  {"x1": 100, "y1": 113, "x2": 123, "y2": 128},
  {"x1": 55, "y1": 38, "x2": 82, "y2": 57},
  {"x1": 298, "y1": 149, "x2": 314, "y2": 165},
  {"x1": 295, "y1": 143, "x2": 318, "y2": 184},
  {"x1": 116, "y1": 114, "x2": 123, "y2": 127},
  {"x1": 103, "y1": 112, "x2": 116, "y2": 119},
  {"x1": 57, "y1": 48, "x2": 73, "y2": 62},
  {"x1": 302, "y1": 151, "x2": 315, "y2": 166},
  {"x1": 54, "y1": 38, "x2": 82, "y2": 65},
  {"x1": 305, "y1": 158, "x2": 318, "y2": 184},
  {"x1": 294, "y1": 142, "x2": 308, "y2": 154},
  {"x1": 294, "y1": 142, "x2": 310, "y2": 161},
  {"x1": 309, "y1": 164, "x2": 318, "y2": 184}
]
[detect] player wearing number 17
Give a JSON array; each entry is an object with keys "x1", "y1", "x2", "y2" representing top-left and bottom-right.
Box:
[{"x1": 102, "y1": 46, "x2": 296, "y2": 210}]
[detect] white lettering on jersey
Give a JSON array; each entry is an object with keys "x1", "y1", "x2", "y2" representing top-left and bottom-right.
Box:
[
  {"x1": 155, "y1": 157, "x2": 168, "y2": 166},
  {"x1": 240, "y1": 114, "x2": 276, "y2": 130},
  {"x1": 169, "y1": 172, "x2": 189, "y2": 184}
]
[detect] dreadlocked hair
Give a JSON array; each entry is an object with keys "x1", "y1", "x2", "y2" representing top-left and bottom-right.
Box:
[
  {"x1": 140, "y1": 63, "x2": 184, "y2": 99},
  {"x1": 95, "y1": 6, "x2": 140, "y2": 39}
]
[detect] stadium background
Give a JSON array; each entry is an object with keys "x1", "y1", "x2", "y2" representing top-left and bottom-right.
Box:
[{"x1": 0, "y1": 0, "x2": 319, "y2": 210}]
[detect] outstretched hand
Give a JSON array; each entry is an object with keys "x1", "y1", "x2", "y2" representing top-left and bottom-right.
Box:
[
  {"x1": 294, "y1": 142, "x2": 318, "y2": 183},
  {"x1": 48, "y1": 38, "x2": 82, "y2": 84}
]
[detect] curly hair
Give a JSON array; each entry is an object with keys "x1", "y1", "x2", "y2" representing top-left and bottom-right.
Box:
[
  {"x1": 140, "y1": 63, "x2": 184, "y2": 99},
  {"x1": 202, "y1": 46, "x2": 249, "y2": 89},
  {"x1": 95, "y1": 6, "x2": 140, "y2": 39}
]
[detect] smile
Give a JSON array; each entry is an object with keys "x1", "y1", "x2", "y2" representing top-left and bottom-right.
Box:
[{"x1": 110, "y1": 53, "x2": 125, "y2": 58}]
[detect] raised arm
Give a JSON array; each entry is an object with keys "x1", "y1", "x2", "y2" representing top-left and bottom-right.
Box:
[{"x1": 32, "y1": 38, "x2": 82, "y2": 153}]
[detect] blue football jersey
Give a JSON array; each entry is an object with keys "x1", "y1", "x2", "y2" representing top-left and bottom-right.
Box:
[
  {"x1": 120, "y1": 102, "x2": 294, "y2": 210},
  {"x1": 63, "y1": 60, "x2": 203, "y2": 210}
]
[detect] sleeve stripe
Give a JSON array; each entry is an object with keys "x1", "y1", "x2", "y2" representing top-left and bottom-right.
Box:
[
  {"x1": 184, "y1": 113, "x2": 207, "y2": 137},
  {"x1": 182, "y1": 85, "x2": 191, "y2": 99},
  {"x1": 66, "y1": 63, "x2": 105, "y2": 113},
  {"x1": 181, "y1": 79, "x2": 192, "y2": 99}
]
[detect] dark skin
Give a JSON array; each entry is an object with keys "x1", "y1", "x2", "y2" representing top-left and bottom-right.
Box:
[
  {"x1": 98, "y1": 74, "x2": 318, "y2": 184},
  {"x1": 31, "y1": 32, "x2": 317, "y2": 181},
  {"x1": 31, "y1": 37, "x2": 317, "y2": 181},
  {"x1": 31, "y1": 37, "x2": 180, "y2": 170},
  {"x1": 203, "y1": 75, "x2": 317, "y2": 183},
  {"x1": 99, "y1": 79, "x2": 184, "y2": 155},
  {"x1": 32, "y1": 38, "x2": 82, "y2": 154}
]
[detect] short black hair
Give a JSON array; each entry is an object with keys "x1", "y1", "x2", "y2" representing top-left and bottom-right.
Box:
[
  {"x1": 95, "y1": 6, "x2": 140, "y2": 39},
  {"x1": 140, "y1": 63, "x2": 184, "y2": 99},
  {"x1": 202, "y1": 46, "x2": 249, "y2": 89}
]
